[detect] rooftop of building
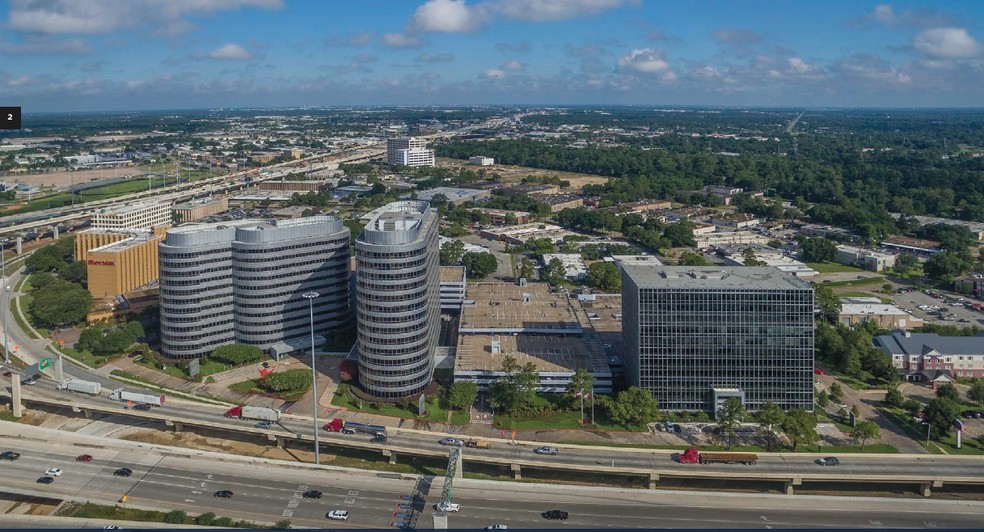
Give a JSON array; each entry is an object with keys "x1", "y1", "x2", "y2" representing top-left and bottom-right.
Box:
[
  {"x1": 608, "y1": 255, "x2": 664, "y2": 267},
  {"x1": 455, "y1": 333, "x2": 602, "y2": 373},
  {"x1": 78, "y1": 227, "x2": 151, "y2": 237},
  {"x1": 836, "y1": 244, "x2": 896, "y2": 257},
  {"x1": 440, "y1": 265, "x2": 466, "y2": 283},
  {"x1": 407, "y1": 187, "x2": 486, "y2": 202},
  {"x1": 578, "y1": 294, "x2": 623, "y2": 334},
  {"x1": 622, "y1": 265, "x2": 814, "y2": 291},
  {"x1": 876, "y1": 331, "x2": 984, "y2": 356},
  {"x1": 460, "y1": 282, "x2": 581, "y2": 331},
  {"x1": 174, "y1": 196, "x2": 226, "y2": 208},
  {"x1": 882, "y1": 236, "x2": 941, "y2": 249},
  {"x1": 97, "y1": 200, "x2": 171, "y2": 215},
  {"x1": 89, "y1": 232, "x2": 163, "y2": 253}
]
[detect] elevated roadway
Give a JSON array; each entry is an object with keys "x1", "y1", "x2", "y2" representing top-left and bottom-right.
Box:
[
  {"x1": 1, "y1": 425, "x2": 982, "y2": 529},
  {"x1": 4, "y1": 383, "x2": 984, "y2": 497}
]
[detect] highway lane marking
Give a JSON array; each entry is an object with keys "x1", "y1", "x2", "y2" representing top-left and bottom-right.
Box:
[{"x1": 869, "y1": 520, "x2": 882, "y2": 526}]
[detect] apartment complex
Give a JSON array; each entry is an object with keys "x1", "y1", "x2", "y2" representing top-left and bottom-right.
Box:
[
  {"x1": 622, "y1": 266, "x2": 815, "y2": 415},
  {"x1": 91, "y1": 201, "x2": 172, "y2": 230},
  {"x1": 159, "y1": 216, "x2": 350, "y2": 360},
  {"x1": 386, "y1": 137, "x2": 435, "y2": 167},
  {"x1": 876, "y1": 331, "x2": 984, "y2": 380},
  {"x1": 355, "y1": 201, "x2": 441, "y2": 399}
]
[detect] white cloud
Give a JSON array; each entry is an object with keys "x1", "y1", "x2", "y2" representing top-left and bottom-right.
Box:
[
  {"x1": 617, "y1": 48, "x2": 670, "y2": 73},
  {"x1": 480, "y1": 68, "x2": 506, "y2": 79},
  {"x1": 7, "y1": 0, "x2": 283, "y2": 35},
  {"x1": 415, "y1": 52, "x2": 455, "y2": 63},
  {"x1": 913, "y1": 27, "x2": 982, "y2": 59},
  {"x1": 862, "y1": 3, "x2": 955, "y2": 29},
  {"x1": 209, "y1": 43, "x2": 252, "y2": 60},
  {"x1": 501, "y1": 60, "x2": 526, "y2": 71},
  {"x1": 7, "y1": 75, "x2": 35, "y2": 87},
  {"x1": 690, "y1": 65, "x2": 721, "y2": 80},
  {"x1": 0, "y1": 35, "x2": 92, "y2": 55},
  {"x1": 408, "y1": 0, "x2": 487, "y2": 33},
  {"x1": 496, "y1": 0, "x2": 635, "y2": 22},
  {"x1": 381, "y1": 33, "x2": 424, "y2": 48},
  {"x1": 787, "y1": 57, "x2": 817, "y2": 74}
]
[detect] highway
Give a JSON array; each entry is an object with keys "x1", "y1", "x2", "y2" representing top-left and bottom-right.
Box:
[
  {"x1": 2, "y1": 426, "x2": 982, "y2": 529},
  {"x1": 8, "y1": 379, "x2": 984, "y2": 488}
]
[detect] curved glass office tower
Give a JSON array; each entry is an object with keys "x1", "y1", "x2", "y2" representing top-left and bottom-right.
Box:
[{"x1": 355, "y1": 201, "x2": 440, "y2": 399}]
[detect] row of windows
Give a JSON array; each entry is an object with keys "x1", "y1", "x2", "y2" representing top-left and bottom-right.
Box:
[
  {"x1": 359, "y1": 352, "x2": 430, "y2": 368},
  {"x1": 235, "y1": 239, "x2": 348, "y2": 254},
  {"x1": 356, "y1": 248, "x2": 428, "y2": 260},
  {"x1": 358, "y1": 300, "x2": 427, "y2": 315},
  {"x1": 161, "y1": 283, "x2": 233, "y2": 296},
  {"x1": 358, "y1": 309, "x2": 428, "y2": 324},
  {"x1": 164, "y1": 275, "x2": 234, "y2": 287},
  {"x1": 235, "y1": 257, "x2": 348, "y2": 273}
]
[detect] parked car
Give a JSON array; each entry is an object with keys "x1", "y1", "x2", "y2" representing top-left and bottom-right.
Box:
[
  {"x1": 114, "y1": 468, "x2": 133, "y2": 477},
  {"x1": 543, "y1": 510, "x2": 569, "y2": 520},
  {"x1": 439, "y1": 438, "x2": 464, "y2": 447},
  {"x1": 533, "y1": 446, "x2": 559, "y2": 456},
  {"x1": 326, "y1": 510, "x2": 349, "y2": 521},
  {"x1": 815, "y1": 457, "x2": 840, "y2": 466}
]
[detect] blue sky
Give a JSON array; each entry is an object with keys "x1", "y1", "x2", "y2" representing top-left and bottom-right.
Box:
[{"x1": 0, "y1": 0, "x2": 982, "y2": 111}]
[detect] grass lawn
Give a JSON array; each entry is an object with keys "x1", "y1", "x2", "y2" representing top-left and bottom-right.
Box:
[
  {"x1": 12, "y1": 294, "x2": 45, "y2": 339},
  {"x1": 227, "y1": 377, "x2": 311, "y2": 401},
  {"x1": 933, "y1": 432, "x2": 984, "y2": 455},
  {"x1": 493, "y1": 411, "x2": 646, "y2": 432},
  {"x1": 331, "y1": 389, "x2": 470, "y2": 425},
  {"x1": 808, "y1": 262, "x2": 866, "y2": 273},
  {"x1": 879, "y1": 407, "x2": 947, "y2": 455},
  {"x1": 55, "y1": 344, "x2": 116, "y2": 367},
  {"x1": 0, "y1": 411, "x2": 20, "y2": 422},
  {"x1": 110, "y1": 369, "x2": 159, "y2": 387},
  {"x1": 71, "y1": 502, "x2": 173, "y2": 523}
]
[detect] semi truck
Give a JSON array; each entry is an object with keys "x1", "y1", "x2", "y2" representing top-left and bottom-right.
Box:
[
  {"x1": 224, "y1": 405, "x2": 281, "y2": 422},
  {"x1": 677, "y1": 447, "x2": 757, "y2": 465},
  {"x1": 108, "y1": 388, "x2": 165, "y2": 407},
  {"x1": 465, "y1": 439, "x2": 491, "y2": 450},
  {"x1": 323, "y1": 419, "x2": 386, "y2": 435},
  {"x1": 56, "y1": 379, "x2": 101, "y2": 395}
]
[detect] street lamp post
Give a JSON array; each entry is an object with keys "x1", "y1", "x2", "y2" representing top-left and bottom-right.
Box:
[
  {"x1": 302, "y1": 291, "x2": 320, "y2": 465},
  {"x1": 2, "y1": 250, "x2": 9, "y2": 365}
]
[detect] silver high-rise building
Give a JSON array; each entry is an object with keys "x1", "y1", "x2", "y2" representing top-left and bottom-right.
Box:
[
  {"x1": 355, "y1": 201, "x2": 440, "y2": 399},
  {"x1": 159, "y1": 216, "x2": 350, "y2": 360},
  {"x1": 622, "y1": 266, "x2": 814, "y2": 415}
]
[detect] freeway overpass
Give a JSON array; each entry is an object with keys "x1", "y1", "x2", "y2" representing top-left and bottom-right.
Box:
[{"x1": 4, "y1": 384, "x2": 984, "y2": 498}]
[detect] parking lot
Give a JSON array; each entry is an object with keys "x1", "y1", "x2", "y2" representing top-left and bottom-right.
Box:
[{"x1": 889, "y1": 288, "x2": 984, "y2": 326}]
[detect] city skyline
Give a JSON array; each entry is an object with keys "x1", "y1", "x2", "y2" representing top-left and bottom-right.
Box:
[{"x1": 0, "y1": 0, "x2": 982, "y2": 112}]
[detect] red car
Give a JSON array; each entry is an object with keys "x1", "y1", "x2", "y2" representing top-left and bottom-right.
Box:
[
  {"x1": 814, "y1": 368, "x2": 825, "y2": 375},
  {"x1": 76, "y1": 454, "x2": 93, "y2": 463}
]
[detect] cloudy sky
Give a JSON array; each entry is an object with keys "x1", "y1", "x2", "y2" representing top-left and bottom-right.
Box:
[{"x1": 1, "y1": 0, "x2": 982, "y2": 112}]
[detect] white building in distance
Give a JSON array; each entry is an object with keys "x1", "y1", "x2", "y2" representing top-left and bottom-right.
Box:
[{"x1": 387, "y1": 137, "x2": 435, "y2": 167}]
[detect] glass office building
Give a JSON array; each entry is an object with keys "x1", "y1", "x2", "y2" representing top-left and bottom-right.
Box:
[{"x1": 622, "y1": 266, "x2": 814, "y2": 414}]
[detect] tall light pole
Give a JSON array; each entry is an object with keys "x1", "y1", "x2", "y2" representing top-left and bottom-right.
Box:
[
  {"x1": 302, "y1": 291, "x2": 320, "y2": 465},
  {"x1": 2, "y1": 248, "x2": 9, "y2": 365}
]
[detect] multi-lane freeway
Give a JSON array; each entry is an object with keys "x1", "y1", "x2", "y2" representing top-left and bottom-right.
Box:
[
  {"x1": 8, "y1": 377, "x2": 984, "y2": 491},
  {"x1": 2, "y1": 426, "x2": 983, "y2": 529}
]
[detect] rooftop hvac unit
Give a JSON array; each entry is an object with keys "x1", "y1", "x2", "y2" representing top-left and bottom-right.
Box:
[
  {"x1": 522, "y1": 292, "x2": 531, "y2": 305},
  {"x1": 491, "y1": 340, "x2": 501, "y2": 355}
]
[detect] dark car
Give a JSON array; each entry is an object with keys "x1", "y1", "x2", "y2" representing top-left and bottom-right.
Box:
[
  {"x1": 0, "y1": 451, "x2": 20, "y2": 461},
  {"x1": 133, "y1": 404, "x2": 152, "y2": 411},
  {"x1": 2, "y1": 371, "x2": 11, "y2": 377},
  {"x1": 114, "y1": 468, "x2": 132, "y2": 477},
  {"x1": 815, "y1": 457, "x2": 840, "y2": 466},
  {"x1": 77, "y1": 454, "x2": 93, "y2": 462},
  {"x1": 543, "y1": 510, "x2": 569, "y2": 520},
  {"x1": 303, "y1": 490, "x2": 323, "y2": 499},
  {"x1": 214, "y1": 490, "x2": 234, "y2": 498},
  {"x1": 370, "y1": 434, "x2": 387, "y2": 444},
  {"x1": 37, "y1": 476, "x2": 54, "y2": 484}
]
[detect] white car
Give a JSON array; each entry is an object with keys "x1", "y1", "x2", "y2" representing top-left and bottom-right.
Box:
[
  {"x1": 486, "y1": 525, "x2": 508, "y2": 530},
  {"x1": 439, "y1": 438, "x2": 464, "y2": 447},
  {"x1": 103, "y1": 526, "x2": 121, "y2": 530},
  {"x1": 436, "y1": 502, "x2": 461, "y2": 512},
  {"x1": 326, "y1": 510, "x2": 349, "y2": 521},
  {"x1": 45, "y1": 467, "x2": 63, "y2": 476}
]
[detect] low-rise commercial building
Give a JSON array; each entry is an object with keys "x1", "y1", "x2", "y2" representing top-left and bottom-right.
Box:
[
  {"x1": 694, "y1": 231, "x2": 770, "y2": 248},
  {"x1": 440, "y1": 266, "x2": 466, "y2": 312},
  {"x1": 468, "y1": 156, "x2": 494, "y2": 166},
  {"x1": 955, "y1": 272, "x2": 984, "y2": 296},
  {"x1": 471, "y1": 208, "x2": 531, "y2": 225},
  {"x1": 838, "y1": 297, "x2": 923, "y2": 330},
  {"x1": 92, "y1": 200, "x2": 172, "y2": 230},
  {"x1": 541, "y1": 253, "x2": 588, "y2": 280},
  {"x1": 836, "y1": 245, "x2": 897, "y2": 272},
  {"x1": 718, "y1": 244, "x2": 818, "y2": 278},
  {"x1": 80, "y1": 228, "x2": 167, "y2": 299},
  {"x1": 530, "y1": 193, "x2": 583, "y2": 213},
  {"x1": 881, "y1": 236, "x2": 941, "y2": 255},
  {"x1": 172, "y1": 197, "x2": 229, "y2": 223},
  {"x1": 703, "y1": 185, "x2": 744, "y2": 206},
  {"x1": 479, "y1": 223, "x2": 577, "y2": 245},
  {"x1": 259, "y1": 180, "x2": 329, "y2": 192},
  {"x1": 711, "y1": 213, "x2": 761, "y2": 229},
  {"x1": 407, "y1": 187, "x2": 490, "y2": 205}
]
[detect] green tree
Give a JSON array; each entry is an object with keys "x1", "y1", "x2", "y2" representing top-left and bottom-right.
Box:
[
  {"x1": 440, "y1": 240, "x2": 466, "y2": 266},
  {"x1": 447, "y1": 381, "x2": 479, "y2": 412},
  {"x1": 488, "y1": 355, "x2": 539, "y2": 413},
  {"x1": 678, "y1": 251, "x2": 707, "y2": 266},
  {"x1": 716, "y1": 397, "x2": 747, "y2": 449},
  {"x1": 274, "y1": 519, "x2": 292, "y2": 529},
  {"x1": 565, "y1": 368, "x2": 595, "y2": 413},
  {"x1": 429, "y1": 193, "x2": 449, "y2": 210},
  {"x1": 165, "y1": 510, "x2": 187, "y2": 524},
  {"x1": 97, "y1": 328, "x2": 136, "y2": 355},
  {"x1": 262, "y1": 368, "x2": 311, "y2": 392},
  {"x1": 902, "y1": 398, "x2": 924, "y2": 418},
  {"x1": 601, "y1": 387, "x2": 660, "y2": 426},
  {"x1": 800, "y1": 237, "x2": 838, "y2": 262},
  {"x1": 923, "y1": 397, "x2": 962, "y2": 439},
  {"x1": 29, "y1": 280, "x2": 92, "y2": 327},
  {"x1": 541, "y1": 257, "x2": 567, "y2": 285},
  {"x1": 211, "y1": 344, "x2": 266, "y2": 365},
  {"x1": 58, "y1": 260, "x2": 88, "y2": 284},
  {"x1": 519, "y1": 257, "x2": 536, "y2": 280},
  {"x1": 851, "y1": 421, "x2": 880, "y2": 450},
  {"x1": 968, "y1": 379, "x2": 984, "y2": 406},
  {"x1": 883, "y1": 387, "x2": 905, "y2": 408},
  {"x1": 754, "y1": 401, "x2": 786, "y2": 452},
  {"x1": 29, "y1": 271, "x2": 56, "y2": 290},
  {"x1": 462, "y1": 251, "x2": 498, "y2": 279},
  {"x1": 828, "y1": 382, "x2": 844, "y2": 404},
  {"x1": 742, "y1": 247, "x2": 766, "y2": 266},
  {"x1": 815, "y1": 284, "x2": 841, "y2": 321},
  {"x1": 124, "y1": 320, "x2": 145, "y2": 340},
  {"x1": 935, "y1": 383, "x2": 960, "y2": 402},
  {"x1": 924, "y1": 251, "x2": 973, "y2": 285},
  {"x1": 195, "y1": 513, "x2": 217, "y2": 526},
  {"x1": 781, "y1": 408, "x2": 819, "y2": 451},
  {"x1": 662, "y1": 223, "x2": 696, "y2": 247},
  {"x1": 586, "y1": 262, "x2": 621, "y2": 292},
  {"x1": 816, "y1": 389, "x2": 830, "y2": 408}
]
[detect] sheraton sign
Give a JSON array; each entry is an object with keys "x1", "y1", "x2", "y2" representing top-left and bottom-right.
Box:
[{"x1": 87, "y1": 259, "x2": 115, "y2": 266}]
